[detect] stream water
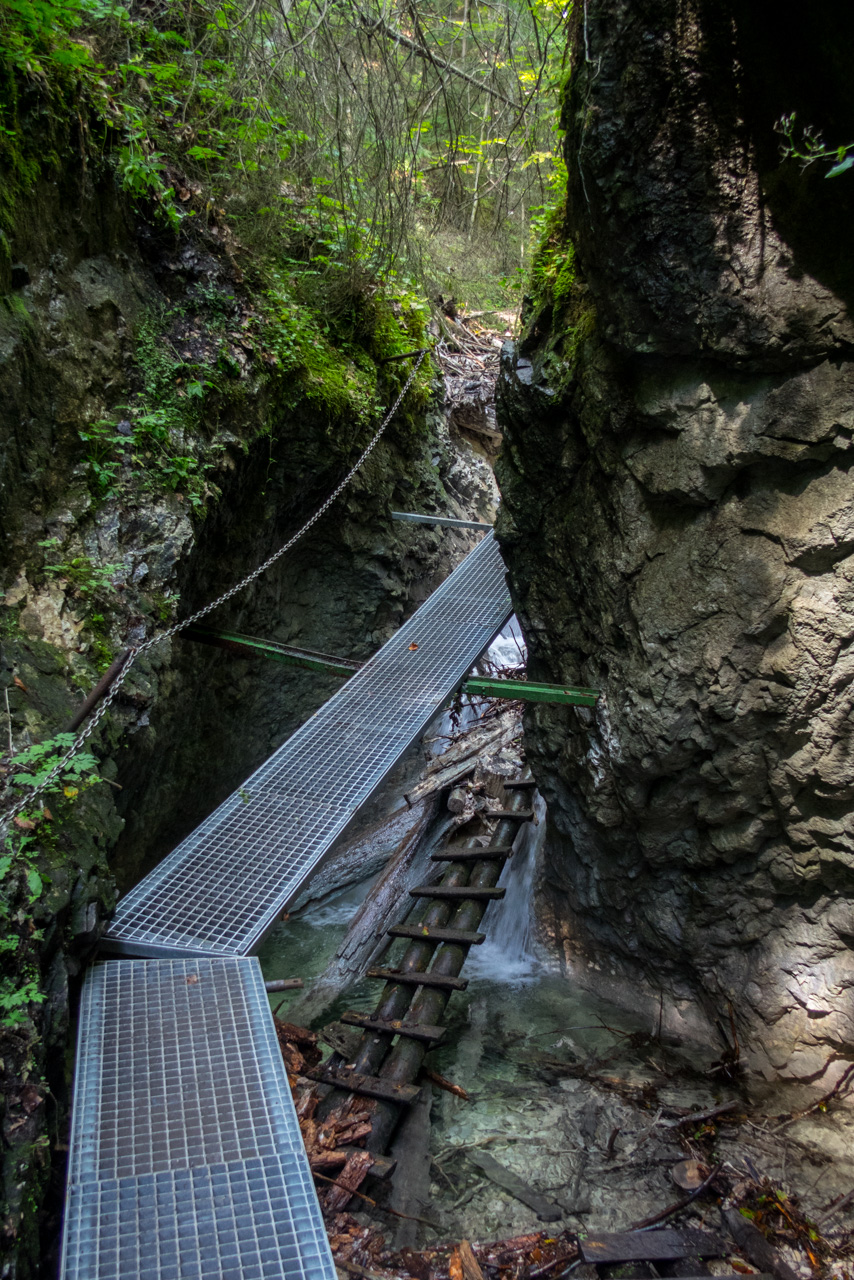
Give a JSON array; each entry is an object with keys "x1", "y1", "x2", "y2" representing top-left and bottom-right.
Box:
[
  {"x1": 259, "y1": 813, "x2": 854, "y2": 1266},
  {"x1": 256, "y1": 622, "x2": 854, "y2": 1267}
]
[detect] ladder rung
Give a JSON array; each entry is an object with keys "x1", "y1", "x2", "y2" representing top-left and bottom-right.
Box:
[
  {"x1": 486, "y1": 808, "x2": 534, "y2": 820},
  {"x1": 368, "y1": 966, "x2": 468, "y2": 991},
  {"x1": 431, "y1": 847, "x2": 511, "y2": 862},
  {"x1": 306, "y1": 1062, "x2": 421, "y2": 1105},
  {"x1": 340, "y1": 1011, "x2": 446, "y2": 1044},
  {"x1": 387, "y1": 923, "x2": 486, "y2": 945},
  {"x1": 409, "y1": 885, "x2": 506, "y2": 901}
]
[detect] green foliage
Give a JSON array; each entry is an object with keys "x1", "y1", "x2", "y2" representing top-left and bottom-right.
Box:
[
  {"x1": 0, "y1": 973, "x2": 44, "y2": 1027},
  {"x1": 38, "y1": 540, "x2": 123, "y2": 599},
  {"x1": 1, "y1": 0, "x2": 570, "y2": 288},
  {"x1": 0, "y1": 730, "x2": 107, "y2": 1026},
  {"x1": 0, "y1": 0, "x2": 98, "y2": 80},
  {"x1": 524, "y1": 127, "x2": 578, "y2": 316},
  {"x1": 9, "y1": 731, "x2": 101, "y2": 797},
  {"x1": 776, "y1": 113, "x2": 854, "y2": 179},
  {"x1": 521, "y1": 112, "x2": 594, "y2": 391},
  {"x1": 528, "y1": 159, "x2": 574, "y2": 317},
  {"x1": 77, "y1": 304, "x2": 218, "y2": 505}
]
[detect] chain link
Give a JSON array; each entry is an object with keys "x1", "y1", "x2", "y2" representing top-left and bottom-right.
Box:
[{"x1": 1, "y1": 350, "x2": 427, "y2": 829}]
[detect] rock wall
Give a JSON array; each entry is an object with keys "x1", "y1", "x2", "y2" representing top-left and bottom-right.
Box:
[
  {"x1": 0, "y1": 156, "x2": 495, "y2": 1273},
  {"x1": 496, "y1": 0, "x2": 854, "y2": 1079}
]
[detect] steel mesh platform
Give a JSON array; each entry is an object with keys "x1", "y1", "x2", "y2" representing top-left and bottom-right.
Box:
[
  {"x1": 61, "y1": 958, "x2": 336, "y2": 1280},
  {"x1": 104, "y1": 533, "x2": 511, "y2": 958}
]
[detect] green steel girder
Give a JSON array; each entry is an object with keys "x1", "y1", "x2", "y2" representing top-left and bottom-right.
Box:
[
  {"x1": 183, "y1": 627, "x2": 599, "y2": 706},
  {"x1": 463, "y1": 676, "x2": 599, "y2": 707},
  {"x1": 181, "y1": 625, "x2": 361, "y2": 678}
]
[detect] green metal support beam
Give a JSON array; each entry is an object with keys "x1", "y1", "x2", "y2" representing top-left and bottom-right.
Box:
[
  {"x1": 181, "y1": 625, "x2": 361, "y2": 679},
  {"x1": 463, "y1": 676, "x2": 599, "y2": 707},
  {"x1": 183, "y1": 626, "x2": 599, "y2": 706}
]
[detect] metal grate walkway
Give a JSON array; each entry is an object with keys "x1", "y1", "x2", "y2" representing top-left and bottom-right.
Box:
[
  {"x1": 61, "y1": 958, "x2": 336, "y2": 1280},
  {"x1": 104, "y1": 533, "x2": 512, "y2": 959}
]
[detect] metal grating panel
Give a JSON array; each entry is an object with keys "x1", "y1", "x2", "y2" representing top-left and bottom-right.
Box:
[
  {"x1": 105, "y1": 533, "x2": 511, "y2": 958},
  {"x1": 61, "y1": 958, "x2": 336, "y2": 1280}
]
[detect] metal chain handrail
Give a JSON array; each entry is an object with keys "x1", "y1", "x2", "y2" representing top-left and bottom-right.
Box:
[{"x1": 1, "y1": 349, "x2": 427, "y2": 828}]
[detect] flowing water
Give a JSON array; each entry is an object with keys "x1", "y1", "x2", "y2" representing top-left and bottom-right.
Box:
[
  {"x1": 259, "y1": 817, "x2": 854, "y2": 1262},
  {"x1": 257, "y1": 618, "x2": 854, "y2": 1260}
]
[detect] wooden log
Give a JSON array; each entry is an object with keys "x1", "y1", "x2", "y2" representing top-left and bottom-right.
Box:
[
  {"x1": 321, "y1": 1148, "x2": 375, "y2": 1213},
  {"x1": 306, "y1": 1062, "x2": 421, "y2": 1105},
  {"x1": 340, "y1": 1147, "x2": 396, "y2": 1179},
  {"x1": 464, "y1": 1150, "x2": 563, "y2": 1223},
  {"x1": 294, "y1": 800, "x2": 436, "y2": 1022},
  {"x1": 722, "y1": 1209, "x2": 800, "y2": 1280},
  {"x1": 448, "y1": 787, "x2": 469, "y2": 814},
  {"x1": 340, "y1": 1011, "x2": 446, "y2": 1044},
  {"x1": 579, "y1": 1229, "x2": 727, "y2": 1264},
  {"x1": 320, "y1": 790, "x2": 529, "y2": 1143},
  {"x1": 388, "y1": 1081, "x2": 433, "y2": 1249},
  {"x1": 663, "y1": 1100, "x2": 739, "y2": 1128},
  {"x1": 404, "y1": 759, "x2": 477, "y2": 806},
  {"x1": 265, "y1": 978, "x2": 304, "y2": 992},
  {"x1": 484, "y1": 808, "x2": 534, "y2": 820},
  {"x1": 423, "y1": 717, "x2": 513, "y2": 775},
  {"x1": 421, "y1": 1068, "x2": 468, "y2": 1100},
  {"x1": 409, "y1": 884, "x2": 506, "y2": 900},
  {"x1": 368, "y1": 966, "x2": 468, "y2": 991},
  {"x1": 387, "y1": 923, "x2": 486, "y2": 945},
  {"x1": 430, "y1": 847, "x2": 511, "y2": 863},
  {"x1": 455, "y1": 419, "x2": 503, "y2": 443}
]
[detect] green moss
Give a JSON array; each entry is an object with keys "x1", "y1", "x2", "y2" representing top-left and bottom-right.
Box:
[
  {"x1": 523, "y1": 129, "x2": 596, "y2": 399},
  {"x1": 530, "y1": 226, "x2": 576, "y2": 317}
]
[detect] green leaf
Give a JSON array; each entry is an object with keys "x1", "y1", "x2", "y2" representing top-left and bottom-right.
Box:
[
  {"x1": 826, "y1": 154, "x2": 854, "y2": 178},
  {"x1": 186, "y1": 145, "x2": 221, "y2": 162},
  {"x1": 26, "y1": 868, "x2": 43, "y2": 900}
]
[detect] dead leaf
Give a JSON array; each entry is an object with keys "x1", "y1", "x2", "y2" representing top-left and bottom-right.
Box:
[
  {"x1": 13, "y1": 816, "x2": 36, "y2": 830},
  {"x1": 13, "y1": 676, "x2": 27, "y2": 692},
  {"x1": 408, "y1": 642, "x2": 419, "y2": 651},
  {"x1": 186, "y1": 974, "x2": 200, "y2": 985}
]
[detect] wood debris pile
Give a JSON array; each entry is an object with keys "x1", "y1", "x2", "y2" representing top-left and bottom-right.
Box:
[
  {"x1": 386, "y1": 1230, "x2": 579, "y2": 1280},
  {"x1": 317, "y1": 1216, "x2": 578, "y2": 1280},
  {"x1": 276, "y1": 1018, "x2": 380, "y2": 1213},
  {"x1": 432, "y1": 303, "x2": 509, "y2": 452}
]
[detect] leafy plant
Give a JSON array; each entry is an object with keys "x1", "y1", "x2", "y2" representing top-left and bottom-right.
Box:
[
  {"x1": 0, "y1": 973, "x2": 45, "y2": 1026},
  {"x1": 39, "y1": 541, "x2": 123, "y2": 599},
  {"x1": 9, "y1": 731, "x2": 101, "y2": 800},
  {"x1": 776, "y1": 113, "x2": 854, "y2": 178}
]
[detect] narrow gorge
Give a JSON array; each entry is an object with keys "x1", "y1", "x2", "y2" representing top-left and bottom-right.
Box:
[{"x1": 1, "y1": 0, "x2": 853, "y2": 1276}]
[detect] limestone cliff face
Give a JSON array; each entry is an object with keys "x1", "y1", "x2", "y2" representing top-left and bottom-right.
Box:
[
  {"x1": 0, "y1": 161, "x2": 494, "y2": 1272},
  {"x1": 497, "y1": 0, "x2": 854, "y2": 1079}
]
